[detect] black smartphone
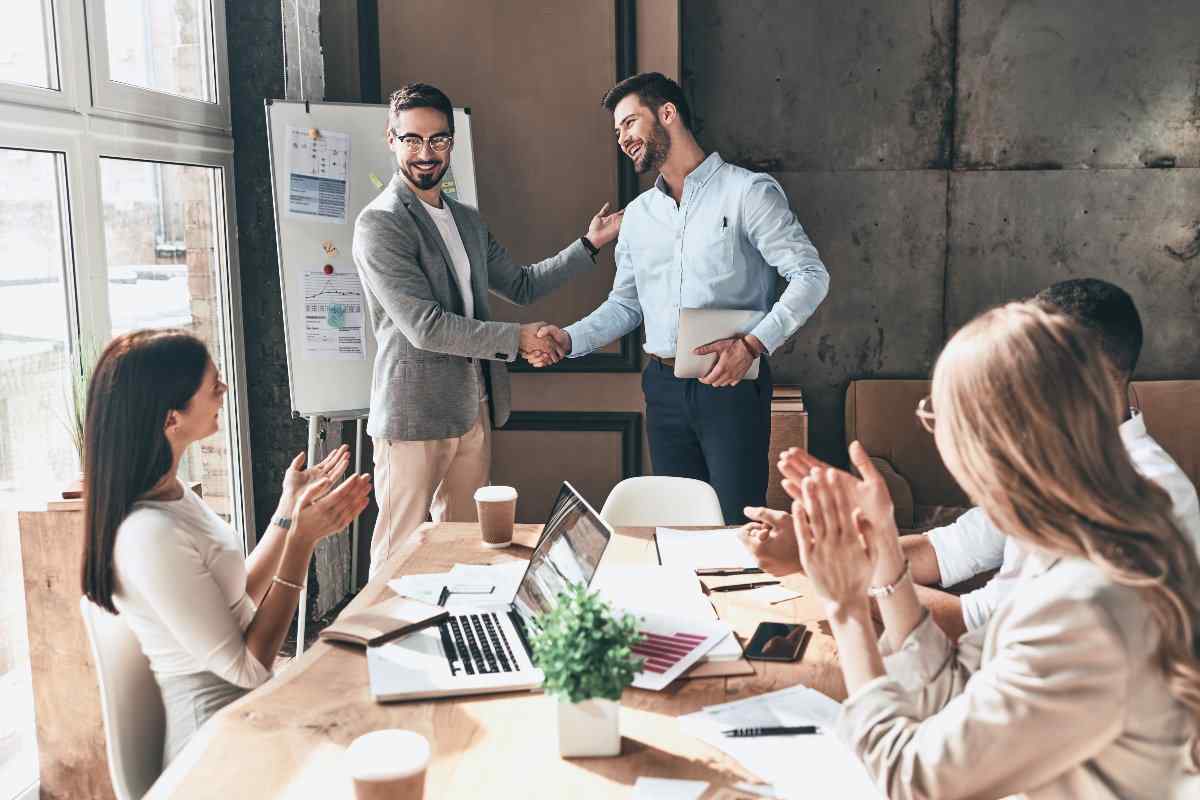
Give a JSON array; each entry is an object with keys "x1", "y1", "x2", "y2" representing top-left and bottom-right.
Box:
[{"x1": 744, "y1": 622, "x2": 808, "y2": 662}]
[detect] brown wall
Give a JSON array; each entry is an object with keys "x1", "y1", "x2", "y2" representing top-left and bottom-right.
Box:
[{"x1": 361, "y1": 1, "x2": 680, "y2": 518}]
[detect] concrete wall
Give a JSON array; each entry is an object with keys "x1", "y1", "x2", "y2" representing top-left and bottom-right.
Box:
[{"x1": 683, "y1": 0, "x2": 1200, "y2": 466}]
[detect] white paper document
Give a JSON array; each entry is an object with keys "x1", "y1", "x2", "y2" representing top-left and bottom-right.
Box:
[
  {"x1": 631, "y1": 777, "x2": 708, "y2": 800},
  {"x1": 447, "y1": 561, "x2": 528, "y2": 604},
  {"x1": 655, "y1": 528, "x2": 758, "y2": 571},
  {"x1": 286, "y1": 126, "x2": 350, "y2": 223},
  {"x1": 302, "y1": 271, "x2": 365, "y2": 360},
  {"x1": 679, "y1": 685, "x2": 880, "y2": 798},
  {"x1": 626, "y1": 610, "x2": 732, "y2": 691},
  {"x1": 387, "y1": 573, "x2": 451, "y2": 606}
]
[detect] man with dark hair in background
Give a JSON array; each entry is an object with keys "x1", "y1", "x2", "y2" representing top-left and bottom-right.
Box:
[
  {"x1": 353, "y1": 83, "x2": 623, "y2": 576},
  {"x1": 535, "y1": 72, "x2": 830, "y2": 523},
  {"x1": 745, "y1": 278, "x2": 1200, "y2": 638}
]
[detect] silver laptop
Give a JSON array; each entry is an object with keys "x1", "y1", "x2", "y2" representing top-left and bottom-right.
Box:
[
  {"x1": 673, "y1": 307, "x2": 765, "y2": 380},
  {"x1": 367, "y1": 481, "x2": 613, "y2": 702}
]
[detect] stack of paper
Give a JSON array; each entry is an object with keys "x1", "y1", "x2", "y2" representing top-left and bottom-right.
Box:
[
  {"x1": 386, "y1": 561, "x2": 528, "y2": 608},
  {"x1": 679, "y1": 685, "x2": 880, "y2": 797},
  {"x1": 655, "y1": 527, "x2": 758, "y2": 570}
]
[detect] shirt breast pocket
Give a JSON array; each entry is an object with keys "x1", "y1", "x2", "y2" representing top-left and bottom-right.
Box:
[{"x1": 696, "y1": 225, "x2": 736, "y2": 280}]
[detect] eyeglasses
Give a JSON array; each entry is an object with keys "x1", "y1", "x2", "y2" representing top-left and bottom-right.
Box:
[
  {"x1": 915, "y1": 395, "x2": 936, "y2": 433},
  {"x1": 389, "y1": 130, "x2": 453, "y2": 153}
]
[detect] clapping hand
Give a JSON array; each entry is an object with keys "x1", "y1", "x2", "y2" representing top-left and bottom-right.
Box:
[
  {"x1": 738, "y1": 506, "x2": 804, "y2": 576},
  {"x1": 292, "y1": 472, "x2": 373, "y2": 546},
  {"x1": 791, "y1": 469, "x2": 878, "y2": 607},
  {"x1": 280, "y1": 445, "x2": 350, "y2": 513}
]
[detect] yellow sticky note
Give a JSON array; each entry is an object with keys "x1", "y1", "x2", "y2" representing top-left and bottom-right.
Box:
[{"x1": 369, "y1": 173, "x2": 384, "y2": 190}]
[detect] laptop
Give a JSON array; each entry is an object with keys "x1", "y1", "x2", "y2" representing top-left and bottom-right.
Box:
[
  {"x1": 673, "y1": 307, "x2": 765, "y2": 381},
  {"x1": 367, "y1": 481, "x2": 613, "y2": 702}
]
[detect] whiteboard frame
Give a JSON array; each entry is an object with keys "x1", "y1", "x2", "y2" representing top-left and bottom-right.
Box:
[{"x1": 265, "y1": 98, "x2": 477, "y2": 419}]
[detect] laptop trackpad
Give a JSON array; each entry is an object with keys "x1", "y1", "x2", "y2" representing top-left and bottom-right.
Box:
[{"x1": 370, "y1": 627, "x2": 448, "y2": 672}]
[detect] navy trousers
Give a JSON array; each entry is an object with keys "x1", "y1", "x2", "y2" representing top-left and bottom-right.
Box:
[{"x1": 641, "y1": 357, "x2": 772, "y2": 524}]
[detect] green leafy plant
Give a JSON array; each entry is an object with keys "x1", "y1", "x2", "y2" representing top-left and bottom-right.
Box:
[
  {"x1": 531, "y1": 584, "x2": 644, "y2": 704},
  {"x1": 57, "y1": 338, "x2": 103, "y2": 465}
]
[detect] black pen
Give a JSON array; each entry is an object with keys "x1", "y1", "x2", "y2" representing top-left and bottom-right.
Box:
[
  {"x1": 695, "y1": 567, "x2": 764, "y2": 577},
  {"x1": 709, "y1": 580, "x2": 780, "y2": 593},
  {"x1": 722, "y1": 725, "x2": 819, "y2": 737}
]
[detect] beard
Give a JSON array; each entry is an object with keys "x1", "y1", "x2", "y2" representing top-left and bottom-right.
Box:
[
  {"x1": 400, "y1": 158, "x2": 450, "y2": 191},
  {"x1": 631, "y1": 120, "x2": 670, "y2": 174}
]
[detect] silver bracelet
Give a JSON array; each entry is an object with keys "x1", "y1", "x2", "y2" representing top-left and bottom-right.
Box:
[
  {"x1": 272, "y1": 575, "x2": 304, "y2": 591},
  {"x1": 273, "y1": 515, "x2": 292, "y2": 530},
  {"x1": 867, "y1": 560, "x2": 911, "y2": 599}
]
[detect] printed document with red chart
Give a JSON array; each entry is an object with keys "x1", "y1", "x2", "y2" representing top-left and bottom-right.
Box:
[{"x1": 624, "y1": 611, "x2": 732, "y2": 691}]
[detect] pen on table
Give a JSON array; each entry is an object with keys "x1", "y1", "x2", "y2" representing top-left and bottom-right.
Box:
[
  {"x1": 722, "y1": 725, "x2": 819, "y2": 737},
  {"x1": 695, "y1": 567, "x2": 764, "y2": 577},
  {"x1": 709, "y1": 580, "x2": 780, "y2": 593}
]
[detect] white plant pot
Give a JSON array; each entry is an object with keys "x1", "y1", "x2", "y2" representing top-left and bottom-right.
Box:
[{"x1": 556, "y1": 697, "x2": 621, "y2": 758}]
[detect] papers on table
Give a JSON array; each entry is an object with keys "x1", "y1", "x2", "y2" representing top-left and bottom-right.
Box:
[
  {"x1": 679, "y1": 685, "x2": 880, "y2": 798},
  {"x1": 385, "y1": 561, "x2": 529, "y2": 608},
  {"x1": 631, "y1": 777, "x2": 708, "y2": 799},
  {"x1": 592, "y1": 565, "x2": 743, "y2": 662},
  {"x1": 625, "y1": 610, "x2": 731, "y2": 691},
  {"x1": 655, "y1": 527, "x2": 758, "y2": 570}
]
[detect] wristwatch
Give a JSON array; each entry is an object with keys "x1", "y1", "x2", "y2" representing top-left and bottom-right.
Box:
[
  {"x1": 580, "y1": 236, "x2": 600, "y2": 258},
  {"x1": 273, "y1": 515, "x2": 293, "y2": 530}
]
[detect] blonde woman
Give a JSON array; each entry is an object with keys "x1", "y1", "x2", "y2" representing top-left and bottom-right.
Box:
[{"x1": 790, "y1": 303, "x2": 1200, "y2": 799}]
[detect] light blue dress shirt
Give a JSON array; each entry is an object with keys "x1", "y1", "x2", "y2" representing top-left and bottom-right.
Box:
[{"x1": 564, "y1": 152, "x2": 829, "y2": 359}]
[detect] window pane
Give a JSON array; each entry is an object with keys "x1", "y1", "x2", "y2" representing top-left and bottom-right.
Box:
[
  {"x1": 104, "y1": 0, "x2": 216, "y2": 103},
  {"x1": 0, "y1": 1, "x2": 59, "y2": 90},
  {"x1": 100, "y1": 158, "x2": 236, "y2": 522},
  {"x1": 0, "y1": 147, "x2": 75, "y2": 800}
]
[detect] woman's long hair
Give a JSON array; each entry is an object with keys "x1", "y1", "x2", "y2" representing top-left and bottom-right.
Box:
[
  {"x1": 932, "y1": 302, "x2": 1200, "y2": 759},
  {"x1": 81, "y1": 329, "x2": 210, "y2": 613}
]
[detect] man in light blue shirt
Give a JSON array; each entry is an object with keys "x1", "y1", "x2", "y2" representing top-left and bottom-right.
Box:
[{"x1": 535, "y1": 73, "x2": 829, "y2": 522}]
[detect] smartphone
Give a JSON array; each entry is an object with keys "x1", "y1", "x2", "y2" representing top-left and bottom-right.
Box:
[{"x1": 744, "y1": 622, "x2": 808, "y2": 662}]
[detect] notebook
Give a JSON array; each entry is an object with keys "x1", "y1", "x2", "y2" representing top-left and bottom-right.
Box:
[{"x1": 319, "y1": 595, "x2": 448, "y2": 647}]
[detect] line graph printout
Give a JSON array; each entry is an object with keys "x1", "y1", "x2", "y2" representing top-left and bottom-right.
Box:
[{"x1": 302, "y1": 271, "x2": 365, "y2": 360}]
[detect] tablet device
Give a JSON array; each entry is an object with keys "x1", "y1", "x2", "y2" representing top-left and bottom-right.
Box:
[{"x1": 674, "y1": 308, "x2": 764, "y2": 380}]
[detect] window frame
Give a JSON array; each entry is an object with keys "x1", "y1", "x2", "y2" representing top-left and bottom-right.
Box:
[
  {"x1": 0, "y1": 0, "x2": 254, "y2": 545},
  {"x1": 82, "y1": 0, "x2": 232, "y2": 132}
]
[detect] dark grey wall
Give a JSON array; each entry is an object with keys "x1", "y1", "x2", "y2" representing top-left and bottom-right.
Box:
[{"x1": 683, "y1": 0, "x2": 1200, "y2": 466}]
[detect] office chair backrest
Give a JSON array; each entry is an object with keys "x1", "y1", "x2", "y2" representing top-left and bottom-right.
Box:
[
  {"x1": 599, "y1": 476, "x2": 725, "y2": 527},
  {"x1": 79, "y1": 597, "x2": 165, "y2": 800}
]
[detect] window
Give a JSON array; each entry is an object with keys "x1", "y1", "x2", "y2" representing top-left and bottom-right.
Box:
[
  {"x1": 102, "y1": 0, "x2": 215, "y2": 102},
  {"x1": 0, "y1": 4, "x2": 244, "y2": 798},
  {"x1": 0, "y1": 146, "x2": 75, "y2": 800},
  {"x1": 0, "y1": 2, "x2": 60, "y2": 91},
  {"x1": 99, "y1": 158, "x2": 236, "y2": 517}
]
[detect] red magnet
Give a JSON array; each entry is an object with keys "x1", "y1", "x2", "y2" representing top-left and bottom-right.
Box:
[{"x1": 323, "y1": 264, "x2": 334, "y2": 275}]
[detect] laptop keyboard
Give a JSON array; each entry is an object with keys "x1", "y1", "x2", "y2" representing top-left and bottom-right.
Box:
[{"x1": 437, "y1": 612, "x2": 520, "y2": 677}]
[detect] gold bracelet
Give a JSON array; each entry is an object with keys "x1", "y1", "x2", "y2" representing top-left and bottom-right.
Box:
[{"x1": 272, "y1": 575, "x2": 304, "y2": 591}]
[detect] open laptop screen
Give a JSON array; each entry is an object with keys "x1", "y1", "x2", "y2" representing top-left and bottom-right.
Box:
[{"x1": 511, "y1": 482, "x2": 611, "y2": 632}]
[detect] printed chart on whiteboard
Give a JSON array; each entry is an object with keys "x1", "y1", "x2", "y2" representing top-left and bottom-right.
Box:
[
  {"x1": 286, "y1": 126, "x2": 351, "y2": 223},
  {"x1": 303, "y1": 271, "x2": 365, "y2": 360}
]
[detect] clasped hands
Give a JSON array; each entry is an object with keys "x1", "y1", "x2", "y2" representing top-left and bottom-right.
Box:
[{"x1": 738, "y1": 441, "x2": 907, "y2": 609}]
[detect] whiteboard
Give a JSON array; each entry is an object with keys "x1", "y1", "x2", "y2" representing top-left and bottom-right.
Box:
[{"x1": 265, "y1": 99, "x2": 478, "y2": 418}]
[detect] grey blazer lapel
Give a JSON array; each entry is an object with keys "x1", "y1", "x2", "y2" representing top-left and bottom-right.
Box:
[
  {"x1": 396, "y1": 180, "x2": 466, "y2": 314},
  {"x1": 448, "y1": 199, "x2": 489, "y2": 321}
]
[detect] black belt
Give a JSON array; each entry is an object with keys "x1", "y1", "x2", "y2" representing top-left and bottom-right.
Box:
[{"x1": 649, "y1": 354, "x2": 676, "y2": 367}]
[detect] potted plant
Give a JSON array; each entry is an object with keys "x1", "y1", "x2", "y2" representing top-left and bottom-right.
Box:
[
  {"x1": 531, "y1": 584, "x2": 643, "y2": 758},
  {"x1": 56, "y1": 339, "x2": 102, "y2": 498}
]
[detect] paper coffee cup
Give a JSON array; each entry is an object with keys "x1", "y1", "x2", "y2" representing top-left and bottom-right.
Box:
[
  {"x1": 474, "y1": 485, "x2": 518, "y2": 549},
  {"x1": 345, "y1": 729, "x2": 430, "y2": 800}
]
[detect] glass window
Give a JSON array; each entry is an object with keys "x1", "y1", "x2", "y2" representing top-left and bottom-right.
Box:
[
  {"x1": 0, "y1": 147, "x2": 75, "y2": 800},
  {"x1": 99, "y1": 157, "x2": 235, "y2": 520},
  {"x1": 103, "y1": 0, "x2": 216, "y2": 103},
  {"x1": 0, "y1": 1, "x2": 60, "y2": 90}
]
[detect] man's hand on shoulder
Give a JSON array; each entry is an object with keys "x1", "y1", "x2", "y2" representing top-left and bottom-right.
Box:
[
  {"x1": 519, "y1": 323, "x2": 571, "y2": 368},
  {"x1": 585, "y1": 202, "x2": 624, "y2": 249},
  {"x1": 696, "y1": 334, "x2": 763, "y2": 387}
]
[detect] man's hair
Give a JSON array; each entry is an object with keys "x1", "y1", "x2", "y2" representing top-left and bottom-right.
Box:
[
  {"x1": 602, "y1": 72, "x2": 692, "y2": 130},
  {"x1": 1035, "y1": 278, "x2": 1143, "y2": 377},
  {"x1": 387, "y1": 83, "x2": 454, "y2": 134}
]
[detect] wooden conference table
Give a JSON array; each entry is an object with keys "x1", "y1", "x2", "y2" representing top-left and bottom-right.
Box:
[{"x1": 148, "y1": 522, "x2": 847, "y2": 799}]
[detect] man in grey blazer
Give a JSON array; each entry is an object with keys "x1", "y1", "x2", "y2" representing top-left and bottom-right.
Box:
[{"x1": 353, "y1": 83, "x2": 622, "y2": 576}]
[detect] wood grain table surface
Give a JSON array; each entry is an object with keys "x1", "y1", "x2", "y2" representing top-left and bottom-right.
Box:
[{"x1": 147, "y1": 522, "x2": 845, "y2": 799}]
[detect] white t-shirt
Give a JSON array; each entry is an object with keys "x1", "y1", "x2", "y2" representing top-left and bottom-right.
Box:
[
  {"x1": 421, "y1": 197, "x2": 474, "y2": 321},
  {"x1": 927, "y1": 411, "x2": 1200, "y2": 631},
  {"x1": 112, "y1": 483, "x2": 273, "y2": 689}
]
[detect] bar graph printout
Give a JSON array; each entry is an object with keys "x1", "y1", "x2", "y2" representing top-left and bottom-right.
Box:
[{"x1": 626, "y1": 611, "x2": 731, "y2": 691}]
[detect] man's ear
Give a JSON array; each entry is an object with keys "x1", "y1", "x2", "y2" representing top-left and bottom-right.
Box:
[{"x1": 659, "y1": 102, "x2": 677, "y2": 126}]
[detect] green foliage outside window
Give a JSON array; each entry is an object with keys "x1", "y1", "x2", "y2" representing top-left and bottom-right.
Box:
[{"x1": 531, "y1": 584, "x2": 644, "y2": 704}]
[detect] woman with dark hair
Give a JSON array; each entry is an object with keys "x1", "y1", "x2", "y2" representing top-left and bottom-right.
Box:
[{"x1": 81, "y1": 329, "x2": 372, "y2": 764}]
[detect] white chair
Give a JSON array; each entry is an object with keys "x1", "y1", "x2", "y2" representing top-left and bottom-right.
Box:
[
  {"x1": 599, "y1": 476, "x2": 725, "y2": 527},
  {"x1": 79, "y1": 597, "x2": 165, "y2": 800}
]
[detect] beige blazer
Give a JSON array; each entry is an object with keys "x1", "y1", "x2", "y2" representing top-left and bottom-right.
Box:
[{"x1": 835, "y1": 551, "x2": 1196, "y2": 799}]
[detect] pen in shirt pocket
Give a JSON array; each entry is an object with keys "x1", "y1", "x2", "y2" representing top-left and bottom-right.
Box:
[{"x1": 720, "y1": 216, "x2": 728, "y2": 235}]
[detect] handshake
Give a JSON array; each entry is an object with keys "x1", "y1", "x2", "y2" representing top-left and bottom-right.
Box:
[{"x1": 518, "y1": 322, "x2": 571, "y2": 368}]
